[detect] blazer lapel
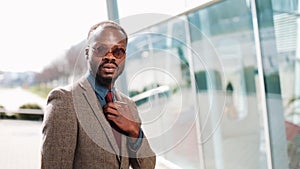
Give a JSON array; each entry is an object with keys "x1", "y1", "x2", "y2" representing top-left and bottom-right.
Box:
[
  {"x1": 78, "y1": 78, "x2": 121, "y2": 160},
  {"x1": 115, "y1": 90, "x2": 127, "y2": 159}
]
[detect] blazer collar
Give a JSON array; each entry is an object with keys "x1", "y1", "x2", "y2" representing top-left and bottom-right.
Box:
[{"x1": 86, "y1": 73, "x2": 117, "y2": 106}]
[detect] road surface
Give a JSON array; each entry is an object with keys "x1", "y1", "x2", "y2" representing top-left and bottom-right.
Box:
[{"x1": 0, "y1": 119, "x2": 42, "y2": 169}]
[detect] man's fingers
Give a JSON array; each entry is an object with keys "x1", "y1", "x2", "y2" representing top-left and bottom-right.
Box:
[
  {"x1": 106, "y1": 113, "x2": 118, "y2": 121},
  {"x1": 103, "y1": 102, "x2": 118, "y2": 110},
  {"x1": 103, "y1": 107, "x2": 119, "y2": 116}
]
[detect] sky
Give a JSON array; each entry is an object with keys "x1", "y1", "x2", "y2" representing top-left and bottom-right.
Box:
[
  {"x1": 0, "y1": 0, "x2": 209, "y2": 73},
  {"x1": 0, "y1": 0, "x2": 107, "y2": 73}
]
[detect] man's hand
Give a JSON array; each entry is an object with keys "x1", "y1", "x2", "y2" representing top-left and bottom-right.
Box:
[{"x1": 103, "y1": 101, "x2": 140, "y2": 141}]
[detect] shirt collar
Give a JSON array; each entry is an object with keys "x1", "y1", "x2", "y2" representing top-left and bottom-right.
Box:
[{"x1": 86, "y1": 72, "x2": 116, "y2": 100}]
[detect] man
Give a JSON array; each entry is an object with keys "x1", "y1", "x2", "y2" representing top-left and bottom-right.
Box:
[{"x1": 41, "y1": 21, "x2": 156, "y2": 169}]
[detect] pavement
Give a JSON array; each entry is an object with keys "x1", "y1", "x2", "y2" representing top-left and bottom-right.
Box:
[
  {"x1": 0, "y1": 119, "x2": 42, "y2": 169},
  {"x1": 0, "y1": 119, "x2": 180, "y2": 169}
]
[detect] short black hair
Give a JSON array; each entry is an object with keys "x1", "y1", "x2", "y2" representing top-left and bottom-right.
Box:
[{"x1": 87, "y1": 20, "x2": 128, "y2": 44}]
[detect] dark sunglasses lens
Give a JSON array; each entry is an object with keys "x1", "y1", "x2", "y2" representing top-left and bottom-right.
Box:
[
  {"x1": 97, "y1": 46, "x2": 108, "y2": 56},
  {"x1": 113, "y1": 48, "x2": 125, "y2": 58}
]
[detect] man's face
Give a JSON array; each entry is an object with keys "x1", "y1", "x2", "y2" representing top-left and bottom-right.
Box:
[{"x1": 87, "y1": 27, "x2": 127, "y2": 84}]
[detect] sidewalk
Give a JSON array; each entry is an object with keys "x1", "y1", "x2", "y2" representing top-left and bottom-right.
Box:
[{"x1": 0, "y1": 119, "x2": 42, "y2": 169}]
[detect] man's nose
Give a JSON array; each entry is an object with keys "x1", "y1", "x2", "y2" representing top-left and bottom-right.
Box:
[{"x1": 102, "y1": 52, "x2": 116, "y2": 62}]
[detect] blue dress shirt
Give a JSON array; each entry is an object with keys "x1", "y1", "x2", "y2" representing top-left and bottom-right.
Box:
[{"x1": 86, "y1": 73, "x2": 143, "y2": 151}]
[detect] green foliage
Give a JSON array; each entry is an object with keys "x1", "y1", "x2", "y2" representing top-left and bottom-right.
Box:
[
  {"x1": 17, "y1": 103, "x2": 43, "y2": 121},
  {"x1": 129, "y1": 90, "x2": 140, "y2": 97},
  {"x1": 0, "y1": 105, "x2": 17, "y2": 119},
  {"x1": 26, "y1": 85, "x2": 53, "y2": 98},
  {"x1": 19, "y1": 103, "x2": 42, "y2": 109},
  {"x1": 0, "y1": 105, "x2": 5, "y2": 118},
  {"x1": 287, "y1": 96, "x2": 300, "y2": 106},
  {"x1": 171, "y1": 85, "x2": 179, "y2": 94},
  {"x1": 16, "y1": 113, "x2": 43, "y2": 121}
]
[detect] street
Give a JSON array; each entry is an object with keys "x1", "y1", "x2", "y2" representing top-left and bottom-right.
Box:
[{"x1": 0, "y1": 119, "x2": 42, "y2": 169}]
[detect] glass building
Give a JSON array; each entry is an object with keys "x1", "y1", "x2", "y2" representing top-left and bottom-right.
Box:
[{"x1": 108, "y1": 0, "x2": 300, "y2": 168}]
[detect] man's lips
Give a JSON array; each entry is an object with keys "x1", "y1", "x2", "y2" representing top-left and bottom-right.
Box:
[
  {"x1": 101, "y1": 63, "x2": 117, "y2": 73},
  {"x1": 103, "y1": 63, "x2": 117, "y2": 68}
]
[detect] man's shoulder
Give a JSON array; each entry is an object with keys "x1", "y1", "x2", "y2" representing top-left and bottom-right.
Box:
[
  {"x1": 115, "y1": 90, "x2": 138, "y2": 108},
  {"x1": 48, "y1": 83, "x2": 73, "y2": 96},
  {"x1": 116, "y1": 90, "x2": 131, "y2": 101},
  {"x1": 47, "y1": 77, "x2": 87, "y2": 99}
]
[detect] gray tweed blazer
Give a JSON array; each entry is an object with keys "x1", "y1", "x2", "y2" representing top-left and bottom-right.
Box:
[{"x1": 41, "y1": 77, "x2": 156, "y2": 169}]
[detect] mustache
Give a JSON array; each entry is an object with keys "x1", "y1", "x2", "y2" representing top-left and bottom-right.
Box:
[{"x1": 99, "y1": 59, "x2": 119, "y2": 69}]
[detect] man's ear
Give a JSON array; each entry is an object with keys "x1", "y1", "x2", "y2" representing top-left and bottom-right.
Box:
[{"x1": 85, "y1": 47, "x2": 89, "y2": 60}]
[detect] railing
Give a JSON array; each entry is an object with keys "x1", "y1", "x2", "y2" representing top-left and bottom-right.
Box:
[
  {"x1": 131, "y1": 85, "x2": 170, "y2": 104},
  {"x1": 0, "y1": 108, "x2": 44, "y2": 116}
]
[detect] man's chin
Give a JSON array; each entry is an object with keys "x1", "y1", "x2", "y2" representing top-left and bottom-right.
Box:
[
  {"x1": 103, "y1": 77, "x2": 113, "y2": 83},
  {"x1": 95, "y1": 74, "x2": 114, "y2": 84}
]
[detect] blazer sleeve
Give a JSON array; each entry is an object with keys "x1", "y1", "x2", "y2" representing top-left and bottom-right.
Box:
[
  {"x1": 127, "y1": 99, "x2": 156, "y2": 169},
  {"x1": 129, "y1": 135, "x2": 156, "y2": 169},
  {"x1": 41, "y1": 88, "x2": 78, "y2": 169}
]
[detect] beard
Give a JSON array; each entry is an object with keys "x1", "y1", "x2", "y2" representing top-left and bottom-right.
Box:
[
  {"x1": 95, "y1": 73, "x2": 113, "y2": 84},
  {"x1": 94, "y1": 60, "x2": 118, "y2": 85},
  {"x1": 92, "y1": 59, "x2": 125, "y2": 87}
]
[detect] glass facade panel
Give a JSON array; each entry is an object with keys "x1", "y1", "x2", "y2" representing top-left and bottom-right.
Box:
[
  {"x1": 122, "y1": 0, "x2": 270, "y2": 166},
  {"x1": 116, "y1": 0, "x2": 294, "y2": 168},
  {"x1": 187, "y1": 0, "x2": 268, "y2": 168},
  {"x1": 123, "y1": 17, "x2": 201, "y2": 169},
  {"x1": 271, "y1": 0, "x2": 300, "y2": 168}
]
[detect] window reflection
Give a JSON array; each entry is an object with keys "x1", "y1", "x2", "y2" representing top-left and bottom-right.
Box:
[
  {"x1": 272, "y1": 0, "x2": 300, "y2": 168},
  {"x1": 118, "y1": 0, "x2": 297, "y2": 168},
  {"x1": 124, "y1": 18, "x2": 201, "y2": 169}
]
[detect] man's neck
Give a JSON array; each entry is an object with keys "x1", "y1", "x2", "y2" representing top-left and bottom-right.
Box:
[
  {"x1": 86, "y1": 72, "x2": 115, "y2": 90},
  {"x1": 96, "y1": 81, "x2": 114, "y2": 90}
]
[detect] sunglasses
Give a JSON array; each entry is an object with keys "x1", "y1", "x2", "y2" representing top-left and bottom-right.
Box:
[{"x1": 92, "y1": 45, "x2": 126, "y2": 59}]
